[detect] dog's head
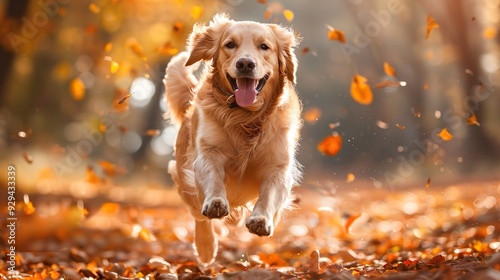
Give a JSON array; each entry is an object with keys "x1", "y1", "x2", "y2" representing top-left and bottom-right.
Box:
[{"x1": 185, "y1": 14, "x2": 300, "y2": 109}]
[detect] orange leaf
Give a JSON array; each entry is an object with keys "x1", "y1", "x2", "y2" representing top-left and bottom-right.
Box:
[
  {"x1": 301, "y1": 47, "x2": 310, "y2": 55},
  {"x1": 110, "y1": 61, "x2": 120, "y2": 74},
  {"x1": 346, "y1": 173, "x2": 355, "y2": 183},
  {"x1": 70, "y1": 78, "x2": 85, "y2": 101},
  {"x1": 145, "y1": 129, "x2": 161, "y2": 136},
  {"x1": 104, "y1": 42, "x2": 112, "y2": 52},
  {"x1": 283, "y1": 9, "x2": 294, "y2": 22},
  {"x1": 373, "y1": 80, "x2": 400, "y2": 89},
  {"x1": 22, "y1": 151, "x2": 33, "y2": 164},
  {"x1": 156, "y1": 42, "x2": 179, "y2": 56},
  {"x1": 173, "y1": 21, "x2": 183, "y2": 33},
  {"x1": 425, "y1": 15, "x2": 439, "y2": 39},
  {"x1": 89, "y1": 3, "x2": 100, "y2": 14},
  {"x1": 114, "y1": 91, "x2": 131, "y2": 112},
  {"x1": 327, "y1": 25, "x2": 346, "y2": 43},
  {"x1": 427, "y1": 255, "x2": 445, "y2": 265},
  {"x1": 303, "y1": 107, "x2": 322, "y2": 124},
  {"x1": 383, "y1": 62, "x2": 397, "y2": 77},
  {"x1": 425, "y1": 177, "x2": 431, "y2": 188},
  {"x1": 395, "y1": 123, "x2": 406, "y2": 130},
  {"x1": 99, "y1": 202, "x2": 120, "y2": 215},
  {"x1": 126, "y1": 38, "x2": 147, "y2": 61},
  {"x1": 344, "y1": 213, "x2": 362, "y2": 233},
  {"x1": 467, "y1": 113, "x2": 480, "y2": 126},
  {"x1": 23, "y1": 201, "x2": 36, "y2": 215},
  {"x1": 483, "y1": 27, "x2": 497, "y2": 40},
  {"x1": 258, "y1": 253, "x2": 288, "y2": 267},
  {"x1": 437, "y1": 128, "x2": 453, "y2": 141},
  {"x1": 98, "y1": 160, "x2": 126, "y2": 177},
  {"x1": 317, "y1": 134, "x2": 342, "y2": 156},
  {"x1": 263, "y1": 8, "x2": 273, "y2": 20},
  {"x1": 351, "y1": 74, "x2": 373, "y2": 105},
  {"x1": 191, "y1": 5, "x2": 203, "y2": 19},
  {"x1": 86, "y1": 166, "x2": 102, "y2": 184}
]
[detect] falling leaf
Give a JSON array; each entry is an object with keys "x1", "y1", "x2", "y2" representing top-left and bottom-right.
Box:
[
  {"x1": 86, "y1": 166, "x2": 101, "y2": 184},
  {"x1": 23, "y1": 201, "x2": 36, "y2": 215},
  {"x1": 326, "y1": 25, "x2": 346, "y2": 43},
  {"x1": 346, "y1": 173, "x2": 355, "y2": 183},
  {"x1": 98, "y1": 160, "x2": 126, "y2": 177},
  {"x1": 350, "y1": 74, "x2": 373, "y2": 105},
  {"x1": 483, "y1": 27, "x2": 497, "y2": 40},
  {"x1": 317, "y1": 134, "x2": 342, "y2": 156},
  {"x1": 118, "y1": 94, "x2": 131, "y2": 105},
  {"x1": 110, "y1": 61, "x2": 120, "y2": 74},
  {"x1": 145, "y1": 129, "x2": 161, "y2": 137},
  {"x1": 467, "y1": 113, "x2": 480, "y2": 126},
  {"x1": 395, "y1": 123, "x2": 406, "y2": 130},
  {"x1": 70, "y1": 78, "x2": 85, "y2": 101},
  {"x1": 425, "y1": 177, "x2": 431, "y2": 188},
  {"x1": 126, "y1": 38, "x2": 147, "y2": 61},
  {"x1": 301, "y1": 47, "x2": 310, "y2": 55},
  {"x1": 303, "y1": 107, "x2": 322, "y2": 124},
  {"x1": 384, "y1": 62, "x2": 397, "y2": 77},
  {"x1": 373, "y1": 80, "x2": 400, "y2": 89},
  {"x1": 425, "y1": 15, "x2": 439, "y2": 39},
  {"x1": 191, "y1": 5, "x2": 203, "y2": 19},
  {"x1": 173, "y1": 22, "x2": 183, "y2": 33},
  {"x1": 283, "y1": 9, "x2": 294, "y2": 22},
  {"x1": 104, "y1": 42, "x2": 112, "y2": 52},
  {"x1": 257, "y1": 0, "x2": 267, "y2": 3},
  {"x1": 156, "y1": 42, "x2": 179, "y2": 56},
  {"x1": 376, "y1": 120, "x2": 389, "y2": 129},
  {"x1": 344, "y1": 213, "x2": 362, "y2": 233},
  {"x1": 437, "y1": 128, "x2": 453, "y2": 141},
  {"x1": 263, "y1": 8, "x2": 273, "y2": 20},
  {"x1": 99, "y1": 202, "x2": 120, "y2": 215},
  {"x1": 22, "y1": 152, "x2": 33, "y2": 164},
  {"x1": 114, "y1": 91, "x2": 131, "y2": 112},
  {"x1": 89, "y1": 3, "x2": 100, "y2": 14},
  {"x1": 329, "y1": 122, "x2": 340, "y2": 129}
]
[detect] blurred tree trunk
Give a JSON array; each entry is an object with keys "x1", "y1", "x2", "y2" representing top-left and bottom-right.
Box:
[
  {"x1": 0, "y1": 0, "x2": 30, "y2": 108},
  {"x1": 425, "y1": 0, "x2": 500, "y2": 162}
]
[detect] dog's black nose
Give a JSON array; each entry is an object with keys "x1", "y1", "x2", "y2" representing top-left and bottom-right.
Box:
[{"x1": 236, "y1": 57, "x2": 256, "y2": 73}]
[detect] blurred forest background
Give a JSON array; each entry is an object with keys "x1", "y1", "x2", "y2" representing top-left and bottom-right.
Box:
[{"x1": 1, "y1": 0, "x2": 499, "y2": 195}]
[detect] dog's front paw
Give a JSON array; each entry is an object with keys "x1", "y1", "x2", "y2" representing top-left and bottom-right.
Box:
[
  {"x1": 202, "y1": 197, "x2": 229, "y2": 219},
  {"x1": 245, "y1": 215, "x2": 273, "y2": 236}
]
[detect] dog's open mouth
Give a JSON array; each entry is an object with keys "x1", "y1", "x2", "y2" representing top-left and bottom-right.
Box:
[{"x1": 226, "y1": 73, "x2": 269, "y2": 107}]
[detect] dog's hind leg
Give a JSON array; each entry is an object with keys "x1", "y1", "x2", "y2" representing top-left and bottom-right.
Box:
[{"x1": 194, "y1": 219, "x2": 217, "y2": 265}]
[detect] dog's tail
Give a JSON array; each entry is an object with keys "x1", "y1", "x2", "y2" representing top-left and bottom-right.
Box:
[{"x1": 163, "y1": 52, "x2": 199, "y2": 126}]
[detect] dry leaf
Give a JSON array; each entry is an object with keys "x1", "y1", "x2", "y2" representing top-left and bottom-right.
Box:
[
  {"x1": 437, "y1": 128, "x2": 453, "y2": 141},
  {"x1": 104, "y1": 42, "x2": 112, "y2": 52},
  {"x1": 173, "y1": 22, "x2": 183, "y2": 33},
  {"x1": 145, "y1": 129, "x2": 161, "y2": 136},
  {"x1": 346, "y1": 173, "x2": 355, "y2": 183},
  {"x1": 425, "y1": 15, "x2": 439, "y2": 39},
  {"x1": 301, "y1": 47, "x2": 310, "y2": 55},
  {"x1": 351, "y1": 74, "x2": 373, "y2": 105},
  {"x1": 483, "y1": 27, "x2": 497, "y2": 40},
  {"x1": 89, "y1": 3, "x2": 100, "y2": 14},
  {"x1": 110, "y1": 61, "x2": 120, "y2": 74},
  {"x1": 257, "y1": 0, "x2": 267, "y2": 4},
  {"x1": 317, "y1": 134, "x2": 342, "y2": 156},
  {"x1": 303, "y1": 107, "x2": 322, "y2": 124},
  {"x1": 98, "y1": 160, "x2": 126, "y2": 177},
  {"x1": 114, "y1": 91, "x2": 131, "y2": 112},
  {"x1": 344, "y1": 213, "x2": 362, "y2": 233},
  {"x1": 467, "y1": 113, "x2": 480, "y2": 126},
  {"x1": 395, "y1": 123, "x2": 406, "y2": 130},
  {"x1": 86, "y1": 166, "x2": 102, "y2": 184},
  {"x1": 126, "y1": 38, "x2": 147, "y2": 61},
  {"x1": 263, "y1": 8, "x2": 273, "y2": 20},
  {"x1": 283, "y1": 9, "x2": 294, "y2": 22},
  {"x1": 425, "y1": 177, "x2": 431, "y2": 188},
  {"x1": 70, "y1": 78, "x2": 85, "y2": 101},
  {"x1": 23, "y1": 152, "x2": 33, "y2": 164},
  {"x1": 373, "y1": 80, "x2": 400, "y2": 89},
  {"x1": 327, "y1": 25, "x2": 346, "y2": 43},
  {"x1": 384, "y1": 62, "x2": 397, "y2": 77},
  {"x1": 191, "y1": 5, "x2": 203, "y2": 19}
]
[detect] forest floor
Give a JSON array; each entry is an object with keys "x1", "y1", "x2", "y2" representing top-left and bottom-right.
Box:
[{"x1": 1, "y1": 179, "x2": 499, "y2": 279}]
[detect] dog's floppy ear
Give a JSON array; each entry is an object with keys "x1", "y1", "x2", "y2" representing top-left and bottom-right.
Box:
[
  {"x1": 185, "y1": 14, "x2": 232, "y2": 66},
  {"x1": 269, "y1": 25, "x2": 301, "y2": 84}
]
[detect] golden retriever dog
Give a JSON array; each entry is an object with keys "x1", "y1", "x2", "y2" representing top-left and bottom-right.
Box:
[{"x1": 164, "y1": 14, "x2": 302, "y2": 265}]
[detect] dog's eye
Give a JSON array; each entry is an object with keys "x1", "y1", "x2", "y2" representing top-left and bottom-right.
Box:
[
  {"x1": 225, "y1": 42, "x2": 235, "y2": 49},
  {"x1": 260, "y1": 43, "x2": 269, "y2": 50}
]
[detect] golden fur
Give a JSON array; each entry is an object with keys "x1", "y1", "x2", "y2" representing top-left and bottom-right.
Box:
[{"x1": 164, "y1": 14, "x2": 302, "y2": 265}]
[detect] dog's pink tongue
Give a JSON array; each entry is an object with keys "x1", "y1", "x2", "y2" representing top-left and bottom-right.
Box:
[{"x1": 235, "y1": 78, "x2": 258, "y2": 107}]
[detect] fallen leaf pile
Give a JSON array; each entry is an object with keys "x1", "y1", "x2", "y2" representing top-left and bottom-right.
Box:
[{"x1": 1, "y1": 180, "x2": 498, "y2": 279}]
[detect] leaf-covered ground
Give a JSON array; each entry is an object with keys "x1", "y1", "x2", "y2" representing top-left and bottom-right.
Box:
[{"x1": 1, "y1": 180, "x2": 499, "y2": 279}]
